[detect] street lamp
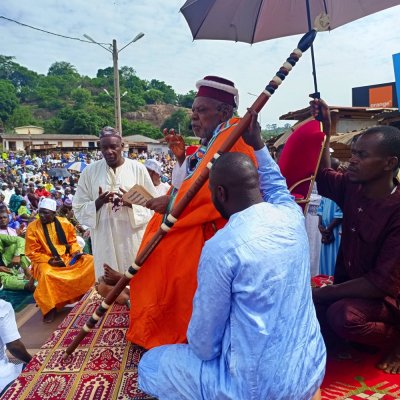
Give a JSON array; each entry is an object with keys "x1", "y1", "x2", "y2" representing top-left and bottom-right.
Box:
[
  {"x1": 83, "y1": 32, "x2": 145, "y2": 135},
  {"x1": 248, "y1": 92, "x2": 262, "y2": 129}
]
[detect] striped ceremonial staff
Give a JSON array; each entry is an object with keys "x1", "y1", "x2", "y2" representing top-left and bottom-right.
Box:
[{"x1": 64, "y1": 29, "x2": 318, "y2": 358}]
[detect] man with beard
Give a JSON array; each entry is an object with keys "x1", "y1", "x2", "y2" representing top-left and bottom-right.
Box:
[
  {"x1": 105, "y1": 76, "x2": 257, "y2": 349},
  {"x1": 73, "y1": 127, "x2": 155, "y2": 278}
]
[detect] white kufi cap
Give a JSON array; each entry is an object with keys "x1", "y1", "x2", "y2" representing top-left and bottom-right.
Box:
[
  {"x1": 39, "y1": 198, "x2": 57, "y2": 212},
  {"x1": 145, "y1": 159, "x2": 162, "y2": 176}
]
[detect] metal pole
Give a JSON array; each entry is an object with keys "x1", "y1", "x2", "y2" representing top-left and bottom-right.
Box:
[
  {"x1": 305, "y1": 0, "x2": 319, "y2": 95},
  {"x1": 112, "y1": 39, "x2": 122, "y2": 135}
]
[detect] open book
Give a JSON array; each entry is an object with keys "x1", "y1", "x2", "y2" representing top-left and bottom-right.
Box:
[{"x1": 122, "y1": 184, "x2": 154, "y2": 207}]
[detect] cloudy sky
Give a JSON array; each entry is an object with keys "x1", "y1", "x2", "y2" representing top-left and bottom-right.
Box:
[{"x1": 1, "y1": 1, "x2": 399, "y2": 125}]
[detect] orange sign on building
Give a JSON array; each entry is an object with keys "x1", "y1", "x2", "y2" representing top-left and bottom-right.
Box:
[{"x1": 369, "y1": 85, "x2": 393, "y2": 108}]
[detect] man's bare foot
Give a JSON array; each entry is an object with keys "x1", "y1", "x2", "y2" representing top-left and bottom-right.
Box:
[
  {"x1": 43, "y1": 308, "x2": 57, "y2": 323},
  {"x1": 103, "y1": 263, "x2": 123, "y2": 285},
  {"x1": 377, "y1": 347, "x2": 400, "y2": 374},
  {"x1": 24, "y1": 277, "x2": 36, "y2": 293},
  {"x1": 95, "y1": 279, "x2": 130, "y2": 305}
]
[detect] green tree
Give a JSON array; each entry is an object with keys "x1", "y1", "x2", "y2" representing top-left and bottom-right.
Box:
[
  {"x1": 48, "y1": 61, "x2": 79, "y2": 77},
  {"x1": 143, "y1": 88, "x2": 164, "y2": 104},
  {"x1": 61, "y1": 109, "x2": 104, "y2": 135},
  {"x1": 161, "y1": 109, "x2": 191, "y2": 136},
  {"x1": 148, "y1": 79, "x2": 176, "y2": 104},
  {"x1": 6, "y1": 105, "x2": 37, "y2": 128},
  {"x1": 122, "y1": 119, "x2": 162, "y2": 139},
  {"x1": 121, "y1": 92, "x2": 146, "y2": 112},
  {"x1": 71, "y1": 88, "x2": 91, "y2": 109},
  {"x1": 177, "y1": 90, "x2": 196, "y2": 108},
  {"x1": 0, "y1": 55, "x2": 40, "y2": 91},
  {"x1": 0, "y1": 80, "x2": 19, "y2": 124},
  {"x1": 43, "y1": 117, "x2": 63, "y2": 133}
]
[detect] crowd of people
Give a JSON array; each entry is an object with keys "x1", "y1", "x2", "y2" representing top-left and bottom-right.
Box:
[{"x1": 1, "y1": 75, "x2": 400, "y2": 399}]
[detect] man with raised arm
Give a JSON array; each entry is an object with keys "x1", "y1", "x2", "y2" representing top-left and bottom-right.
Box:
[
  {"x1": 311, "y1": 99, "x2": 400, "y2": 374},
  {"x1": 138, "y1": 115, "x2": 326, "y2": 400}
]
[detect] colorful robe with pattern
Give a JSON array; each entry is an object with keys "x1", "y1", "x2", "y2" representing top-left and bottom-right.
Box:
[
  {"x1": 25, "y1": 217, "x2": 95, "y2": 315},
  {"x1": 127, "y1": 117, "x2": 256, "y2": 349}
]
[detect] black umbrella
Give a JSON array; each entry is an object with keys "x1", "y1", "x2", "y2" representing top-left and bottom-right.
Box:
[
  {"x1": 48, "y1": 168, "x2": 71, "y2": 178},
  {"x1": 180, "y1": 0, "x2": 400, "y2": 96}
]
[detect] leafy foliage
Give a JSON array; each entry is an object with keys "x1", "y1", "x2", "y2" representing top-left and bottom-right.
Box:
[
  {"x1": 0, "y1": 80, "x2": 19, "y2": 124},
  {"x1": 161, "y1": 109, "x2": 191, "y2": 136},
  {"x1": 0, "y1": 55, "x2": 195, "y2": 138}
]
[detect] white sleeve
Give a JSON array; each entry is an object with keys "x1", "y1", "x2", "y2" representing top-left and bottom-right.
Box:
[
  {"x1": 171, "y1": 159, "x2": 188, "y2": 189},
  {"x1": 72, "y1": 169, "x2": 98, "y2": 229},
  {"x1": 0, "y1": 302, "x2": 20, "y2": 345}
]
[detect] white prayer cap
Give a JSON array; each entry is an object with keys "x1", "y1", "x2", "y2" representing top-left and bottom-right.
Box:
[
  {"x1": 144, "y1": 159, "x2": 162, "y2": 176},
  {"x1": 39, "y1": 198, "x2": 57, "y2": 212},
  {"x1": 77, "y1": 236, "x2": 85, "y2": 250}
]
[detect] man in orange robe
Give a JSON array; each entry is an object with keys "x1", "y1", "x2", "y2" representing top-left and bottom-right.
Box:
[
  {"x1": 25, "y1": 198, "x2": 95, "y2": 323},
  {"x1": 125, "y1": 76, "x2": 257, "y2": 349}
]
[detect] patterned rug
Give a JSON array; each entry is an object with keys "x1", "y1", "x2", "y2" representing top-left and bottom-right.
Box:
[
  {"x1": 321, "y1": 348, "x2": 400, "y2": 399},
  {"x1": 1, "y1": 289, "x2": 153, "y2": 400}
]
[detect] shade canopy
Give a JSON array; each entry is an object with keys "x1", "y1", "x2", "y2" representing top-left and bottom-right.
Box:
[{"x1": 181, "y1": 0, "x2": 400, "y2": 44}]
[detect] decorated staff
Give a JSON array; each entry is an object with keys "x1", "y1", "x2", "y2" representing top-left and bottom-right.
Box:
[{"x1": 65, "y1": 29, "x2": 317, "y2": 357}]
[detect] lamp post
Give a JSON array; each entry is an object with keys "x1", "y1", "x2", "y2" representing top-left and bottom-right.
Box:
[
  {"x1": 83, "y1": 33, "x2": 145, "y2": 135},
  {"x1": 247, "y1": 92, "x2": 262, "y2": 129}
]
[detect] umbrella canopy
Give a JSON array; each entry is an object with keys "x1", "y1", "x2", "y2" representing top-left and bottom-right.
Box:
[
  {"x1": 180, "y1": 0, "x2": 400, "y2": 44},
  {"x1": 65, "y1": 161, "x2": 87, "y2": 173},
  {"x1": 48, "y1": 168, "x2": 71, "y2": 178}
]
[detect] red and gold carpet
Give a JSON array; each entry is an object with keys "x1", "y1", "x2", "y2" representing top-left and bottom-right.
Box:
[
  {"x1": 1, "y1": 289, "x2": 152, "y2": 400},
  {"x1": 321, "y1": 350, "x2": 400, "y2": 399}
]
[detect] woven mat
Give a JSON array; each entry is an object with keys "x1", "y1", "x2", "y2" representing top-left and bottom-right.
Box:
[
  {"x1": 1, "y1": 289, "x2": 153, "y2": 400},
  {"x1": 321, "y1": 349, "x2": 400, "y2": 399}
]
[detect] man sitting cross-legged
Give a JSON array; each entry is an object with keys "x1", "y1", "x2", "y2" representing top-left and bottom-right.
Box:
[{"x1": 25, "y1": 198, "x2": 95, "y2": 323}]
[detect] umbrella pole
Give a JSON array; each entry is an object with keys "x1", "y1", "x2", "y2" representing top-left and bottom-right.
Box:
[{"x1": 306, "y1": 0, "x2": 319, "y2": 98}]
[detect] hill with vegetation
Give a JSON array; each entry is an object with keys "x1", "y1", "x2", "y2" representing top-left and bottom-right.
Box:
[
  {"x1": 0, "y1": 55, "x2": 195, "y2": 139},
  {"x1": 0, "y1": 55, "x2": 289, "y2": 141}
]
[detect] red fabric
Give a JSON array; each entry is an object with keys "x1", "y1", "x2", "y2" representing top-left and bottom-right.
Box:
[
  {"x1": 321, "y1": 350, "x2": 400, "y2": 399},
  {"x1": 1, "y1": 290, "x2": 151, "y2": 400},
  {"x1": 196, "y1": 75, "x2": 236, "y2": 107},
  {"x1": 278, "y1": 120, "x2": 325, "y2": 211},
  {"x1": 185, "y1": 145, "x2": 199, "y2": 156}
]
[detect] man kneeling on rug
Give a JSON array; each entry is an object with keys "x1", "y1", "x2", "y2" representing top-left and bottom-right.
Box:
[
  {"x1": 138, "y1": 115, "x2": 326, "y2": 399},
  {"x1": 25, "y1": 198, "x2": 95, "y2": 323}
]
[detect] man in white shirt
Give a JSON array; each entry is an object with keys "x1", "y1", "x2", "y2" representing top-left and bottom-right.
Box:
[{"x1": 0, "y1": 299, "x2": 32, "y2": 393}]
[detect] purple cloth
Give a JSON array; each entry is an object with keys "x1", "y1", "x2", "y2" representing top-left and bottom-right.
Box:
[{"x1": 316, "y1": 169, "x2": 400, "y2": 307}]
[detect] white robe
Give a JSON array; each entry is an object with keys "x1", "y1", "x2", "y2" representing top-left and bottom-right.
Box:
[{"x1": 73, "y1": 158, "x2": 156, "y2": 278}]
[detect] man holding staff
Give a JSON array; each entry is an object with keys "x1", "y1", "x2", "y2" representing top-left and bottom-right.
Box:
[{"x1": 101, "y1": 76, "x2": 257, "y2": 349}]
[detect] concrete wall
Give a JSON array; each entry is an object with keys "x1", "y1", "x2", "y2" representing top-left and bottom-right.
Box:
[
  {"x1": 337, "y1": 119, "x2": 376, "y2": 133},
  {"x1": 148, "y1": 143, "x2": 169, "y2": 154},
  {"x1": 3, "y1": 139, "x2": 97, "y2": 152},
  {"x1": 14, "y1": 126, "x2": 44, "y2": 135}
]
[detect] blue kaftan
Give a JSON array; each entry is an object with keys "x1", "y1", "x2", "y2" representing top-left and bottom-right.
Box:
[
  {"x1": 138, "y1": 147, "x2": 326, "y2": 399},
  {"x1": 317, "y1": 197, "x2": 343, "y2": 276}
]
